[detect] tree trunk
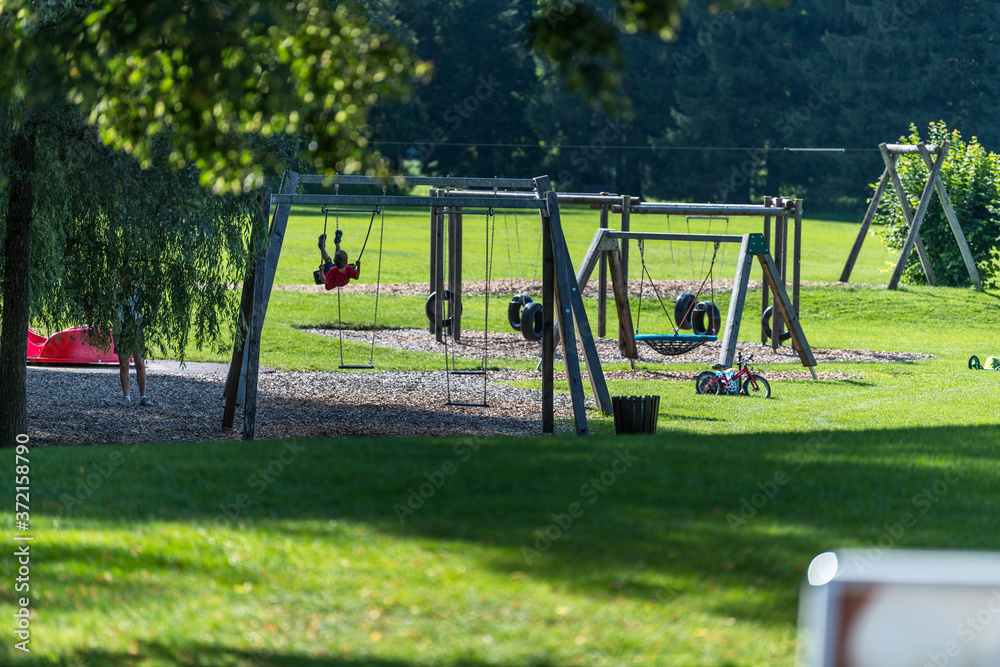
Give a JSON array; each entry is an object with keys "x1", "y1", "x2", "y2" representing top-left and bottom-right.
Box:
[{"x1": 0, "y1": 127, "x2": 35, "y2": 446}]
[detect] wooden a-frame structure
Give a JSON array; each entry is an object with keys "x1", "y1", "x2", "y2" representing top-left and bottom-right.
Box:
[
  {"x1": 841, "y1": 142, "x2": 982, "y2": 290},
  {"x1": 575, "y1": 229, "x2": 818, "y2": 375}
]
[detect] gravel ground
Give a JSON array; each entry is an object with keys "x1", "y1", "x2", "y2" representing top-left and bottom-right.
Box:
[
  {"x1": 25, "y1": 364, "x2": 581, "y2": 446},
  {"x1": 24, "y1": 330, "x2": 929, "y2": 446},
  {"x1": 308, "y1": 327, "x2": 933, "y2": 367}
]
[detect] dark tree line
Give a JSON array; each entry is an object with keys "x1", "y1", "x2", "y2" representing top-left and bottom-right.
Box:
[{"x1": 370, "y1": 0, "x2": 1000, "y2": 212}]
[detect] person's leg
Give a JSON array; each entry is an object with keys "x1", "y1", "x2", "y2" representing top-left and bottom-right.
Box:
[
  {"x1": 134, "y1": 353, "x2": 146, "y2": 397},
  {"x1": 118, "y1": 355, "x2": 131, "y2": 401}
]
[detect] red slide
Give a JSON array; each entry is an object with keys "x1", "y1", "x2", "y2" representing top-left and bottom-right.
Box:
[{"x1": 25, "y1": 326, "x2": 121, "y2": 364}]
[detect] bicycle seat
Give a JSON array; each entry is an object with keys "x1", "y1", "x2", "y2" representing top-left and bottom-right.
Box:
[{"x1": 711, "y1": 363, "x2": 726, "y2": 370}]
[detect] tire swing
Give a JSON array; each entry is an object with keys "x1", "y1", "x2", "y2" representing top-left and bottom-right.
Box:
[
  {"x1": 426, "y1": 290, "x2": 459, "y2": 329},
  {"x1": 761, "y1": 305, "x2": 792, "y2": 342},
  {"x1": 520, "y1": 301, "x2": 543, "y2": 341},
  {"x1": 507, "y1": 294, "x2": 533, "y2": 331},
  {"x1": 501, "y1": 205, "x2": 542, "y2": 340}
]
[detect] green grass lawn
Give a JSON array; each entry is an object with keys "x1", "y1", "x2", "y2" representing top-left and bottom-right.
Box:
[{"x1": 7, "y1": 210, "x2": 1000, "y2": 666}]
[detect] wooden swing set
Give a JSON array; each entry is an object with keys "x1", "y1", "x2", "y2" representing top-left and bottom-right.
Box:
[{"x1": 224, "y1": 172, "x2": 817, "y2": 441}]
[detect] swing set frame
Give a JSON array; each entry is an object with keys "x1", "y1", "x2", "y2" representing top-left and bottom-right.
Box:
[
  {"x1": 224, "y1": 172, "x2": 608, "y2": 439},
  {"x1": 574, "y1": 228, "x2": 818, "y2": 373}
]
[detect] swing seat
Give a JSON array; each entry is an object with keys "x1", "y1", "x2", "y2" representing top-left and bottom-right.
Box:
[{"x1": 636, "y1": 334, "x2": 717, "y2": 356}]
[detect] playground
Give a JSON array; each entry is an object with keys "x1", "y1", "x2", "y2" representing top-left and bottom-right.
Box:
[
  {"x1": 12, "y1": 163, "x2": 1000, "y2": 667},
  {"x1": 18, "y1": 179, "x2": 965, "y2": 445}
]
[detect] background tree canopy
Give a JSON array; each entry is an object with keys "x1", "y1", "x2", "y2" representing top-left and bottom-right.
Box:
[{"x1": 370, "y1": 0, "x2": 1000, "y2": 212}]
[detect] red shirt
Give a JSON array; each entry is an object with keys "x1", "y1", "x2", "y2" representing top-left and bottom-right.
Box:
[{"x1": 325, "y1": 264, "x2": 359, "y2": 290}]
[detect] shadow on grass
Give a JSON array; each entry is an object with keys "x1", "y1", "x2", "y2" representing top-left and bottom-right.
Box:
[
  {"x1": 2, "y1": 641, "x2": 563, "y2": 667},
  {"x1": 27, "y1": 423, "x2": 1000, "y2": 627}
]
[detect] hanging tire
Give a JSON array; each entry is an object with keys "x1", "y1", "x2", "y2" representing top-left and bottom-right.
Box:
[
  {"x1": 520, "y1": 301, "x2": 544, "y2": 341},
  {"x1": 695, "y1": 370, "x2": 719, "y2": 395},
  {"x1": 507, "y1": 294, "x2": 533, "y2": 332},
  {"x1": 675, "y1": 293, "x2": 697, "y2": 330},
  {"x1": 425, "y1": 290, "x2": 457, "y2": 328},
  {"x1": 691, "y1": 301, "x2": 721, "y2": 336},
  {"x1": 969, "y1": 355, "x2": 982, "y2": 370},
  {"x1": 761, "y1": 305, "x2": 793, "y2": 342},
  {"x1": 742, "y1": 374, "x2": 772, "y2": 398}
]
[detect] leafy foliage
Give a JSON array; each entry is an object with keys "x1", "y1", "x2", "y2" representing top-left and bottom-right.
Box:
[
  {"x1": 875, "y1": 122, "x2": 1000, "y2": 287},
  {"x1": 0, "y1": 0, "x2": 425, "y2": 192}
]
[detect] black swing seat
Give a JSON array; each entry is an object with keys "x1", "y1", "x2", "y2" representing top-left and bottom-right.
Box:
[{"x1": 635, "y1": 334, "x2": 718, "y2": 356}]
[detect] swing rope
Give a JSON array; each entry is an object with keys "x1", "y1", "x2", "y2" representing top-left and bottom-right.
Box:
[
  {"x1": 634, "y1": 238, "x2": 722, "y2": 357},
  {"x1": 444, "y1": 207, "x2": 494, "y2": 407},
  {"x1": 335, "y1": 186, "x2": 386, "y2": 370}
]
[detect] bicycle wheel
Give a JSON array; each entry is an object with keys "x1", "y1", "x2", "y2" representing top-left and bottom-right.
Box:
[
  {"x1": 969, "y1": 355, "x2": 982, "y2": 370},
  {"x1": 697, "y1": 372, "x2": 723, "y2": 395},
  {"x1": 695, "y1": 371, "x2": 717, "y2": 394},
  {"x1": 742, "y1": 374, "x2": 771, "y2": 399}
]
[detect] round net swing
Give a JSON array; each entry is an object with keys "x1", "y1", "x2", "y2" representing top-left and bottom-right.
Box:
[{"x1": 634, "y1": 231, "x2": 724, "y2": 357}]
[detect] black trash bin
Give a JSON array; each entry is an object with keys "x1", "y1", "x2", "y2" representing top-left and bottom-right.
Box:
[{"x1": 612, "y1": 395, "x2": 660, "y2": 435}]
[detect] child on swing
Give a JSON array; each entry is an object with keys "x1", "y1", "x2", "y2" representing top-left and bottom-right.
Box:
[{"x1": 318, "y1": 230, "x2": 361, "y2": 289}]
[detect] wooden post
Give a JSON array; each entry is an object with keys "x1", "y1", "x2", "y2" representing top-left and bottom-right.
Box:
[
  {"x1": 915, "y1": 143, "x2": 982, "y2": 290},
  {"x1": 881, "y1": 143, "x2": 938, "y2": 287},
  {"x1": 448, "y1": 205, "x2": 463, "y2": 340},
  {"x1": 761, "y1": 196, "x2": 772, "y2": 344},
  {"x1": 772, "y1": 199, "x2": 787, "y2": 351},
  {"x1": 720, "y1": 234, "x2": 755, "y2": 369},
  {"x1": 888, "y1": 142, "x2": 948, "y2": 290},
  {"x1": 429, "y1": 189, "x2": 439, "y2": 335},
  {"x1": 598, "y1": 205, "x2": 609, "y2": 338},
  {"x1": 841, "y1": 167, "x2": 889, "y2": 283},
  {"x1": 620, "y1": 195, "x2": 631, "y2": 296},
  {"x1": 222, "y1": 187, "x2": 270, "y2": 430},
  {"x1": 608, "y1": 243, "x2": 638, "y2": 359},
  {"x1": 434, "y1": 200, "x2": 446, "y2": 342},
  {"x1": 547, "y1": 192, "x2": 613, "y2": 418},
  {"x1": 792, "y1": 199, "x2": 803, "y2": 352},
  {"x1": 242, "y1": 243, "x2": 268, "y2": 441},
  {"x1": 535, "y1": 177, "x2": 555, "y2": 434}
]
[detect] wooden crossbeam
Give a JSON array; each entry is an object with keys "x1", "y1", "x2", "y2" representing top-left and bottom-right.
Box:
[{"x1": 271, "y1": 193, "x2": 547, "y2": 210}]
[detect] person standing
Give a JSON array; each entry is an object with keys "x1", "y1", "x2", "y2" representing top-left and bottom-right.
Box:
[{"x1": 114, "y1": 287, "x2": 153, "y2": 407}]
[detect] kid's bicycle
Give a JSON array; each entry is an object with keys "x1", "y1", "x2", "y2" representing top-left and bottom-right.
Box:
[{"x1": 694, "y1": 353, "x2": 771, "y2": 398}]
